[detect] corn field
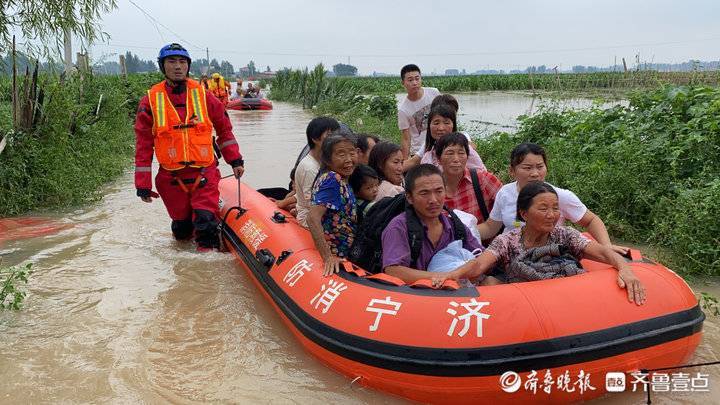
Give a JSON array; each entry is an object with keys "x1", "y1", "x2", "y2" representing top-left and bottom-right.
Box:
[{"x1": 269, "y1": 66, "x2": 720, "y2": 105}]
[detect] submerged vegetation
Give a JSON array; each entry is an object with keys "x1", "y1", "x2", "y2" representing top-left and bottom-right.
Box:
[
  {"x1": 0, "y1": 263, "x2": 32, "y2": 310},
  {"x1": 270, "y1": 66, "x2": 720, "y2": 275}
]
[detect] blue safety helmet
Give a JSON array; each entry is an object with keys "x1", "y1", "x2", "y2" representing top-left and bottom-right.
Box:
[{"x1": 157, "y1": 43, "x2": 191, "y2": 74}]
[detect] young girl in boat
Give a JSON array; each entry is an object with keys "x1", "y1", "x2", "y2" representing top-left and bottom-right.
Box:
[
  {"x1": 404, "y1": 103, "x2": 487, "y2": 172},
  {"x1": 308, "y1": 130, "x2": 359, "y2": 276},
  {"x1": 348, "y1": 164, "x2": 380, "y2": 223}
]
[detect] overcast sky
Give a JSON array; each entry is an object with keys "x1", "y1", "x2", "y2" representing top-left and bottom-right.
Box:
[{"x1": 84, "y1": 0, "x2": 720, "y2": 74}]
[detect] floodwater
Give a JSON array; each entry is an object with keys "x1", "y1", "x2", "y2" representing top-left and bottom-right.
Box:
[
  {"x1": 452, "y1": 92, "x2": 626, "y2": 137},
  {"x1": 0, "y1": 95, "x2": 718, "y2": 404},
  {"x1": 395, "y1": 91, "x2": 626, "y2": 138}
]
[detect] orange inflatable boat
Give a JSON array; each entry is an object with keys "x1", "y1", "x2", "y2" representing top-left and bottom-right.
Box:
[{"x1": 218, "y1": 178, "x2": 704, "y2": 404}]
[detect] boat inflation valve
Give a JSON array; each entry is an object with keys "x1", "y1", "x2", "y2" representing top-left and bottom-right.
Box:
[
  {"x1": 255, "y1": 248, "x2": 276, "y2": 269},
  {"x1": 271, "y1": 211, "x2": 287, "y2": 223}
]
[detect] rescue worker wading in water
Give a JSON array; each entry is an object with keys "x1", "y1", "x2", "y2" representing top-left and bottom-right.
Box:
[
  {"x1": 134, "y1": 43, "x2": 244, "y2": 251},
  {"x1": 208, "y1": 72, "x2": 231, "y2": 105}
]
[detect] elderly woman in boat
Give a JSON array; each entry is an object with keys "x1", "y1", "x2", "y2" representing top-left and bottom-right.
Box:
[{"x1": 432, "y1": 181, "x2": 647, "y2": 305}]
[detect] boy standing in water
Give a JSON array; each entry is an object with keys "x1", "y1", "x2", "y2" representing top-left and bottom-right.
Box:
[{"x1": 397, "y1": 64, "x2": 440, "y2": 160}]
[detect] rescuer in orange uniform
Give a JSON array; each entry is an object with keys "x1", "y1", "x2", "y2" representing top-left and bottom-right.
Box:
[
  {"x1": 208, "y1": 72, "x2": 231, "y2": 105},
  {"x1": 134, "y1": 43, "x2": 244, "y2": 250}
]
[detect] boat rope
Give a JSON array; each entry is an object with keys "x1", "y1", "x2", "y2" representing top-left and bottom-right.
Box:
[
  {"x1": 349, "y1": 376, "x2": 362, "y2": 389},
  {"x1": 637, "y1": 359, "x2": 720, "y2": 404}
]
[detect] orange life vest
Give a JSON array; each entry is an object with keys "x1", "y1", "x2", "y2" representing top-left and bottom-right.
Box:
[
  {"x1": 147, "y1": 79, "x2": 215, "y2": 171},
  {"x1": 208, "y1": 78, "x2": 229, "y2": 99}
]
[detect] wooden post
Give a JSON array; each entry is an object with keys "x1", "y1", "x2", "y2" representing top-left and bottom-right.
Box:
[
  {"x1": 63, "y1": 27, "x2": 73, "y2": 75},
  {"x1": 529, "y1": 71, "x2": 535, "y2": 93},
  {"x1": 119, "y1": 54, "x2": 127, "y2": 78}
]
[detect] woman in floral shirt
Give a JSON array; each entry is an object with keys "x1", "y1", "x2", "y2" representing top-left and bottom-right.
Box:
[
  {"x1": 430, "y1": 181, "x2": 647, "y2": 306},
  {"x1": 308, "y1": 130, "x2": 358, "y2": 276}
]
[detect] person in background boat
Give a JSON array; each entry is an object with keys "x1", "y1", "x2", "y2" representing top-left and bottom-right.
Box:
[
  {"x1": 432, "y1": 181, "x2": 646, "y2": 305},
  {"x1": 381, "y1": 164, "x2": 489, "y2": 283},
  {"x1": 295, "y1": 116, "x2": 340, "y2": 227},
  {"x1": 397, "y1": 64, "x2": 441, "y2": 160},
  {"x1": 356, "y1": 133, "x2": 380, "y2": 165},
  {"x1": 404, "y1": 103, "x2": 487, "y2": 172},
  {"x1": 134, "y1": 43, "x2": 244, "y2": 251},
  {"x1": 349, "y1": 164, "x2": 380, "y2": 223},
  {"x1": 436, "y1": 132, "x2": 502, "y2": 225},
  {"x1": 308, "y1": 130, "x2": 359, "y2": 276},
  {"x1": 478, "y1": 143, "x2": 627, "y2": 254},
  {"x1": 368, "y1": 141, "x2": 405, "y2": 201},
  {"x1": 208, "y1": 72, "x2": 231, "y2": 105},
  {"x1": 245, "y1": 83, "x2": 259, "y2": 98},
  {"x1": 231, "y1": 78, "x2": 245, "y2": 100}
]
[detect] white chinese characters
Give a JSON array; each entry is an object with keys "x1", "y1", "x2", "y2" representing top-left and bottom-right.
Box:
[
  {"x1": 366, "y1": 296, "x2": 402, "y2": 332},
  {"x1": 283, "y1": 259, "x2": 313, "y2": 287},
  {"x1": 310, "y1": 280, "x2": 347, "y2": 314},
  {"x1": 446, "y1": 298, "x2": 491, "y2": 337},
  {"x1": 501, "y1": 369, "x2": 596, "y2": 395}
]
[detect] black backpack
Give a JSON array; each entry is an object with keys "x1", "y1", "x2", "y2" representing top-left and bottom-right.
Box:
[{"x1": 349, "y1": 193, "x2": 467, "y2": 274}]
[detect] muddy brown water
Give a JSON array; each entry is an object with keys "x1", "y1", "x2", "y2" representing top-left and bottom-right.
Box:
[{"x1": 1, "y1": 97, "x2": 718, "y2": 404}]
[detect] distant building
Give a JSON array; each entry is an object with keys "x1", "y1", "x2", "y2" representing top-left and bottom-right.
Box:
[
  {"x1": 372, "y1": 71, "x2": 390, "y2": 77},
  {"x1": 445, "y1": 69, "x2": 460, "y2": 76},
  {"x1": 258, "y1": 70, "x2": 276, "y2": 79},
  {"x1": 475, "y1": 69, "x2": 505, "y2": 75}
]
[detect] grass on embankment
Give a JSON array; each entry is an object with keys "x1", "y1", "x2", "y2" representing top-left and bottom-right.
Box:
[{"x1": 0, "y1": 73, "x2": 162, "y2": 217}]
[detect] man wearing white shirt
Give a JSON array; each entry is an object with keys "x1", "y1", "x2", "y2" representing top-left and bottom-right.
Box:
[{"x1": 397, "y1": 64, "x2": 440, "y2": 159}]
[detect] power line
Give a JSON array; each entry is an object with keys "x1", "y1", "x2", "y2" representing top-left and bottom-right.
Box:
[
  {"x1": 125, "y1": 0, "x2": 202, "y2": 50},
  {"x1": 100, "y1": 34, "x2": 720, "y2": 59}
]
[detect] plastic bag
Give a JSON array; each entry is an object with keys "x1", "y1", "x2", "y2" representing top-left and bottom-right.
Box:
[
  {"x1": 453, "y1": 209, "x2": 483, "y2": 246},
  {"x1": 428, "y1": 240, "x2": 476, "y2": 273},
  {"x1": 428, "y1": 240, "x2": 477, "y2": 287}
]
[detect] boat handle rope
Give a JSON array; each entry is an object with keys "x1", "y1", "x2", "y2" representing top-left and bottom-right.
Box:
[
  {"x1": 342, "y1": 262, "x2": 459, "y2": 290},
  {"x1": 218, "y1": 174, "x2": 246, "y2": 252},
  {"x1": 638, "y1": 359, "x2": 720, "y2": 404}
]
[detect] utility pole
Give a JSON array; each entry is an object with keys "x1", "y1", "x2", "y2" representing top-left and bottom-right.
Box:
[
  {"x1": 206, "y1": 47, "x2": 210, "y2": 70},
  {"x1": 63, "y1": 27, "x2": 73, "y2": 75}
]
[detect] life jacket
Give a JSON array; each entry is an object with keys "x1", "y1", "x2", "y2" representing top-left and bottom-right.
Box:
[
  {"x1": 147, "y1": 79, "x2": 215, "y2": 171},
  {"x1": 208, "y1": 77, "x2": 229, "y2": 98},
  {"x1": 348, "y1": 193, "x2": 467, "y2": 274}
]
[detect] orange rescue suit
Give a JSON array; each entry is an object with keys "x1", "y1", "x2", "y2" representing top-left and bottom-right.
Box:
[{"x1": 147, "y1": 79, "x2": 215, "y2": 170}]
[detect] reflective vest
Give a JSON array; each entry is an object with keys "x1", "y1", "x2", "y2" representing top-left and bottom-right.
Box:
[{"x1": 147, "y1": 79, "x2": 215, "y2": 171}]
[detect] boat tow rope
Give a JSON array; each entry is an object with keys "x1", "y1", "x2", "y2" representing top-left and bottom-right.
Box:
[{"x1": 638, "y1": 359, "x2": 720, "y2": 404}]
